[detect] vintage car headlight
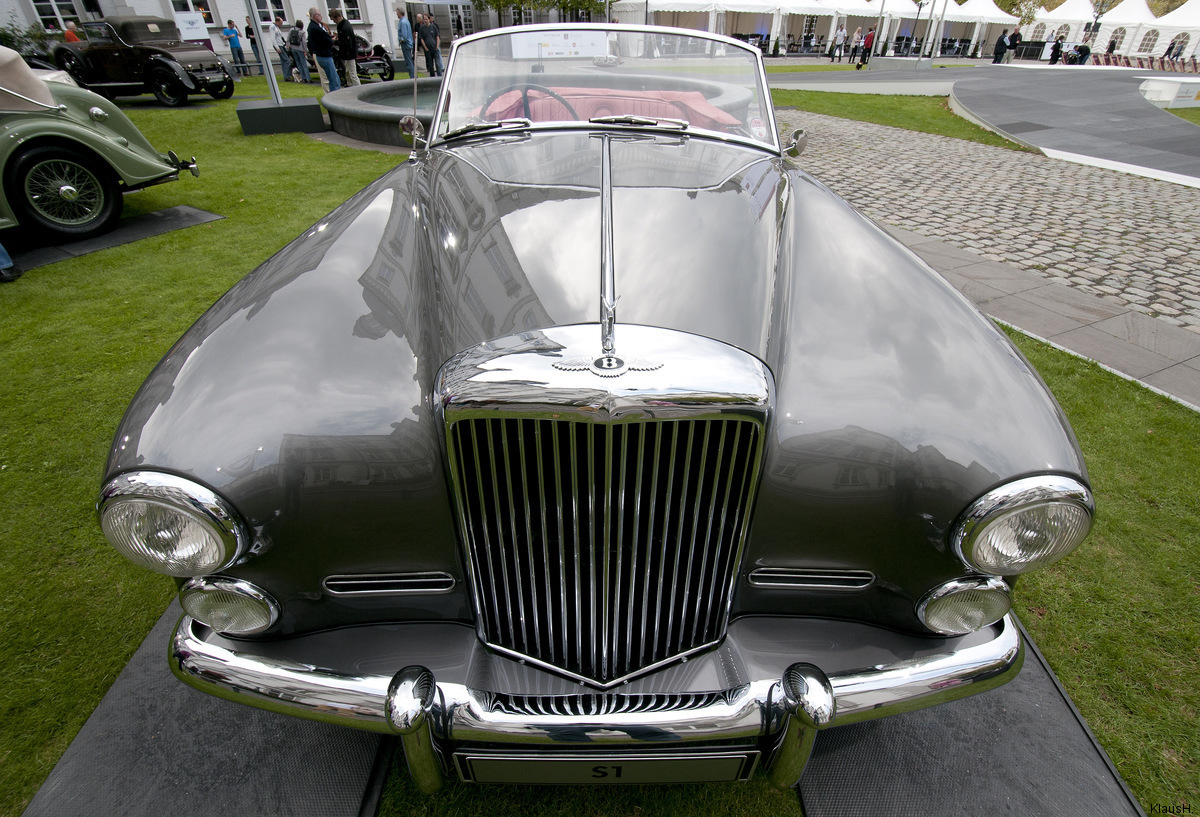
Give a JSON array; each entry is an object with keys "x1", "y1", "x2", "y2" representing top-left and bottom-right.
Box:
[
  {"x1": 98, "y1": 472, "x2": 248, "y2": 576},
  {"x1": 953, "y1": 476, "x2": 1093, "y2": 576},
  {"x1": 180, "y1": 577, "x2": 278, "y2": 635},
  {"x1": 919, "y1": 577, "x2": 1012, "y2": 635}
]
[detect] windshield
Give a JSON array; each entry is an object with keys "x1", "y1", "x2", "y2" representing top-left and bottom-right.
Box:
[{"x1": 435, "y1": 25, "x2": 777, "y2": 151}]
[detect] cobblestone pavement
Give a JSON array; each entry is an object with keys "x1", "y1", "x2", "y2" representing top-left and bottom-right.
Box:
[{"x1": 775, "y1": 109, "x2": 1200, "y2": 334}]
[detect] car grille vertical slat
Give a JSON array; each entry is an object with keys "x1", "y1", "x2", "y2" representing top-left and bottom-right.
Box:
[{"x1": 451, "y1": 416, "x2": 760, "y2": 687}]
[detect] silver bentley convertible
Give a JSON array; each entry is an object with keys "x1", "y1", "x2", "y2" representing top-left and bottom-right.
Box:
[{"x1": 98, "y1": 24, "x2": 1094, "y2": 791}]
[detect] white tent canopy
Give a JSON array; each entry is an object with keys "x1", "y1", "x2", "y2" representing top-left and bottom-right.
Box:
[
  {"x1": 1037, "y1": 0, "x2": 1096, "y2": 22},
  {"x1": 956, "y1": 0, "x2": 1018, "y2": 23},
  {"x1": 1151, "y1": 0, "x2": 1200, "y2": 58},
  {"x1": 1102, "y1": 0, "x2": 1157, "y2": 24}
]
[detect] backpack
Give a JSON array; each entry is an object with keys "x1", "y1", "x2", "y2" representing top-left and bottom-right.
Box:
[{"x1": 289, "y1": 27, "x2": 302, "y2": 47}]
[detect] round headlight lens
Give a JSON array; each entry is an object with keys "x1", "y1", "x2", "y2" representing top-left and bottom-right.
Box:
[
  {"x1": 180, "y1": 577, "x2": 278, "y2": 635},
  {"x1": 98, "y1": 472, "x2": 247, "y2": 576},
  {"x1": 954, "y1": 476, "x2": 1093, "y2": 576},
  {"x1": 919, "y1": 578, "x2": 1012, "y2": 635}
]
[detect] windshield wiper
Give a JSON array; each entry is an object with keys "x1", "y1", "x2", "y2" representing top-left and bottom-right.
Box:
[
  {"x1": 589, "y1": 115, "x2": 689, "y2": 130},
  {"x1": 442, "y1": 118, "x2": 533, "y2": 140}
]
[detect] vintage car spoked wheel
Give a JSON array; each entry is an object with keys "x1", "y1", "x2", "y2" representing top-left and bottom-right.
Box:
[
  {"x1": 377, "y1": 61, "x2": 395, "y2": 81},
  {"x1": 208, "y1": 80, "x2": 234, "y2": 100},
  {"x1": 7, "y1": 146, "x2": 122, "y2": 241},
  {"x1": 151, "y1": 68, "x2": 189, "y2": 107},
  {"x1": 56, "y1": 52, "x2": 87, "y2": 85},
  {"x1": 481, "y1": 83, "x2": 580, "y2": 120}
]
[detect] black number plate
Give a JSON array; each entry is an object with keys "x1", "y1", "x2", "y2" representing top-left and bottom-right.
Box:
[{"x1": 457, "y1": 751, "x2": 758, "y2": 785}]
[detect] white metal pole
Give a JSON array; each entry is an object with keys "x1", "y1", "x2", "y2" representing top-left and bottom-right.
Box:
[{"x1": 244, "y1": 0, "x2": 282, "y2": 104}]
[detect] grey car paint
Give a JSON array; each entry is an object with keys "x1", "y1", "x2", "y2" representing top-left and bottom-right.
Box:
[{"x1": 104, "y1": 130, "x2": 1086, "y2": 637}]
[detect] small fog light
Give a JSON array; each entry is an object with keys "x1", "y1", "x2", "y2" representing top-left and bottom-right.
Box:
[
  {"x1": 918, "y1": 577, "x2": 1011, "y2": 636},
  {"x1": 180, "y1": 577, "x2": 278, "y2": 635}
]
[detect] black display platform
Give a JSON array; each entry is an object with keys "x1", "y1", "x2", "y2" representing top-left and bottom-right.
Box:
[
  {"x1": 801, "y1": 624, "x2": 1146, "y2": 816},
  {"x1": 23, "y1": 606, "x2": 1146, "y2": 817},
  {"x1": 9, "y1": 205, "x2": 223, "y2": 270},
  {"x1": 21, "y1": 602, "x2": 388, "y2": 817}
]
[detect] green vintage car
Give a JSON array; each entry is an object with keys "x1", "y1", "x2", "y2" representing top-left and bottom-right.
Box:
[{"x1": 0, "y1": 46, "x2": 196, "y2": 242}]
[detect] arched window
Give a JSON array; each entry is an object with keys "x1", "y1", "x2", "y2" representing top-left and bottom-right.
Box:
[
  {"x1": 1170, "y1": 33, "x2": 1190, "y2": 56},
  {"x1": 1110, "y1": 27, "x2": 1126, "y2": 49},
  {"x1": 1032, "y1": 23, "x2": 1045, "y2": 40},
  {"x1": 1055, "y1": 24, "x2": 1070, "y2": 40},
  {"x1": 1138, "y1": 29, "x2": 1159, "y2": 53}
]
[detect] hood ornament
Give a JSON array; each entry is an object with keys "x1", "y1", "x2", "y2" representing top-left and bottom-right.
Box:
[{"x1": 551, "y1": 134, "x2": 661, "y2": 379}]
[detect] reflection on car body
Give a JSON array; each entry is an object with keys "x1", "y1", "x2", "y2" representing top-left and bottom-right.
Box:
[{"x1": 97, "y1": 24, "x2": 1093, "y2": 793}]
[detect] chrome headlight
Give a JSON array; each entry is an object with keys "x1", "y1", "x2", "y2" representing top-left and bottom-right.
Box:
[
  {"x1": 180, "y1": 577, "x2": 278, "y2": 635},
  {"x1": 953, "y1": 476, "x2": 1093, "y2": 576},
  {"x1": 919, "y1": 577, "x2": 1011, "y2": 635},
  {"x1": 98, "y1": 472, "x2": 248, "y2": 576}
]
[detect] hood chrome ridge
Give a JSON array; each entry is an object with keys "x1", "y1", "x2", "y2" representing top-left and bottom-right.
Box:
[{"x1": 435, "y1": 324, "x2": 774, "y2": 688}]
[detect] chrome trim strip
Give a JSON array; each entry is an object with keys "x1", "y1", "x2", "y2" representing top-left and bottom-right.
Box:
[
  {"x1": 599, "y1": 133, "x2": 617, "y2": 357},
  {"x1": 170, "y1": 612, "x2": 1024, "y2": 739},
  {"x1": 0, "y1": 85, "x2": 67, "y2": 112}
]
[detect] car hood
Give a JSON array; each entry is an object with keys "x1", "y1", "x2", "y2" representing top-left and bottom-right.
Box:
[{"x1": 105, "y1": 132, "x2": 1085, "y2": 631}]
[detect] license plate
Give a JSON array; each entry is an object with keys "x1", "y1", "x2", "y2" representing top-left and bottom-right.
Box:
[
  {"x1": 367, "y1": 67, "x2": 383, "y2": 74},
  {"x1": 457, "y1": 750, "x2": 758, "y2": 784}
]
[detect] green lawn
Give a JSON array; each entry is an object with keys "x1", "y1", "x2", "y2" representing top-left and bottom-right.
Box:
[{"x1": 1, "y1": 76, "x2": 1195, "y2": 816}]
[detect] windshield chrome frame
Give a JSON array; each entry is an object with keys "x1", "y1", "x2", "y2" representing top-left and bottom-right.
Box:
[{"x1": 430, "y1": 23, "x2": 780, "y2": 155}]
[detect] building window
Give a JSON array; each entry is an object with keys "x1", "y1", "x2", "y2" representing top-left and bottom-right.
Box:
[
  {"x1": 1109, "y1": 27, "x2": 1126, "y2": 49},
  {"x1": 1137, "y1": 29, "x2": 1158, "y2": 53},
  {"x1": 1169, "y1": 33, "x2": 1189, "y2": 55},
  {"x1": 32, "y1": 0, "x2": 79, "y2": 34},
  {"x1": 254, "y1": 0, "x2": 287, "y2": 22},
  {"x1": 325, "y1": 0, "x2": 362, "y2": 23},
  {"x1": 1054, "y1": 24, "x2": 1069, "y2": 40},
  {"x1": 171, "y1": 0, "x2": 215, "y2": 25},
  {"x1": 448, "y1": 4, "x2": 473, "y2": 36}
]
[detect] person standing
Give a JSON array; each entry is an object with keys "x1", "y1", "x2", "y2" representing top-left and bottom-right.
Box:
[
  {"x1": 63, "y1": 21, "x2": 80, "y2": 42},
  {"x1": 831, "y1": 23, "x2": 846, "y2": 62},
  {"x1": 856, "y1": 26, "x2": 874, "y2": 69},
  {"x1": 395, "y1": 7, "x2": 415, "y2": 79},
  {"x1": 0, "y1": 242, "x2": 22, "y2": 283},
  {"x1": 418, "y1": 13, "x2": 443, "y2": 77},
  {"x1": 848, "y1": 27, "x2": 862, "y2": 62},
  {"x1": 1004, "y1": 28, "x2": 1021, "y2": 62},
  {"x1": 221, "y1": 20, "x2": 250, "y2": 76},
  {"x1": 289, "y1": 20, "x2": 309, "y2": 82},
  {"x1": 307, "y1": 7, "x2": 340, "y2": 92},
  {"x1": 244, "y1": 16, "x2": 263, "y2": 75},
  {"x1": 992, "y1": 29, "x2": 1008, "y2": 63},
  {"x1": 330, "y1": 9, "x2": 359, "y2": 87},
  {"x1": 1049, "y1": 34, "x2": 1065, "y2": 65},
  {"x1": 269, "y1": 16, "x2": 294, "y2": 81}
]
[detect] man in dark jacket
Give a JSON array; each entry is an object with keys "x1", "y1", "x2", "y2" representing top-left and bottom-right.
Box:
[
  {"x1": 307, "y1": 7, "x2": 340, "y2": 92},
  {"x1": 993, "y1": 29, "x2": 1008, "y2": 63},
  {"x1": 330, "y1": 9, "x2": 359, "y2": 86},
  {"x1": 417, "y1": 13, "x2": 443, "y2": 77}
]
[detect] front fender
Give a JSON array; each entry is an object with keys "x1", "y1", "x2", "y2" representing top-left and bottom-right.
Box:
[{"x1": 145, "y1": 55, "x2": 198, "y2": 91}]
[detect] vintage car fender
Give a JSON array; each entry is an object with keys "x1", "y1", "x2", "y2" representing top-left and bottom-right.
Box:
[
  {"x1": 0, "y1": 83, "x2": 179, "y2": 225},
  {"x1": 144, "y1": 53, "x2": 199, "y2": 92},
  {"x1": 103, "y1": 133, "x2": 1087, "y2": 639}
]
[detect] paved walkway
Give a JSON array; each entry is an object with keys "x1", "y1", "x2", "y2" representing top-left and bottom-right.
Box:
[{"x1": 772, "y1": 99, "x2": 1200, "y2": 410}]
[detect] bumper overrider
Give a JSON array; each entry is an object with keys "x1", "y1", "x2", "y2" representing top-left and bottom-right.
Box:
[{"x1": 170, "y1": 613, "x2": 1023, "y2": 791}]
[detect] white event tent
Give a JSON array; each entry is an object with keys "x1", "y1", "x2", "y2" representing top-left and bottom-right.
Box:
[
  {"x1": 1152, "y1": 0, "x2": 1200, "y2": 58},
  {"x1": 1034, "y1": 0, "x2": 1097, "y2": 44}
]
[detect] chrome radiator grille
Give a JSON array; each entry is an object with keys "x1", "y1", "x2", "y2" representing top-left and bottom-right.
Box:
[{"x1": 448, "y1": 416, "x2": 761, "y2": 687}]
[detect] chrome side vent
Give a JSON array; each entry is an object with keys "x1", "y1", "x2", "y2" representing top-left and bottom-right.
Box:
[
  {"x1": 747, "y1": 568, "x2": 875, "y2": 591},
  {"x1": 323, "y1": 572, "x2": 456, "y2": 596}
]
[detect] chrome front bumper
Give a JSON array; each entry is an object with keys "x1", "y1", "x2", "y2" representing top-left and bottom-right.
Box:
[{"x1": 170, "y1": 613, "x2": 1023, "y2": 791}]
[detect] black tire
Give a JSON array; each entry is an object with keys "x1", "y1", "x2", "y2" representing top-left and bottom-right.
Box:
[
  {"x1": 6, "y1": 145, "x2": 122, "y2": 241},
  {"x1": 150, "y1": 67, "x2": 188, "y2": 107},
  {"x1": 378, "y1": 61, "x2": 394, "y2": 81},
  {"x1": 208, "y1": 80, "x2": 234, "y2": 100}
]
